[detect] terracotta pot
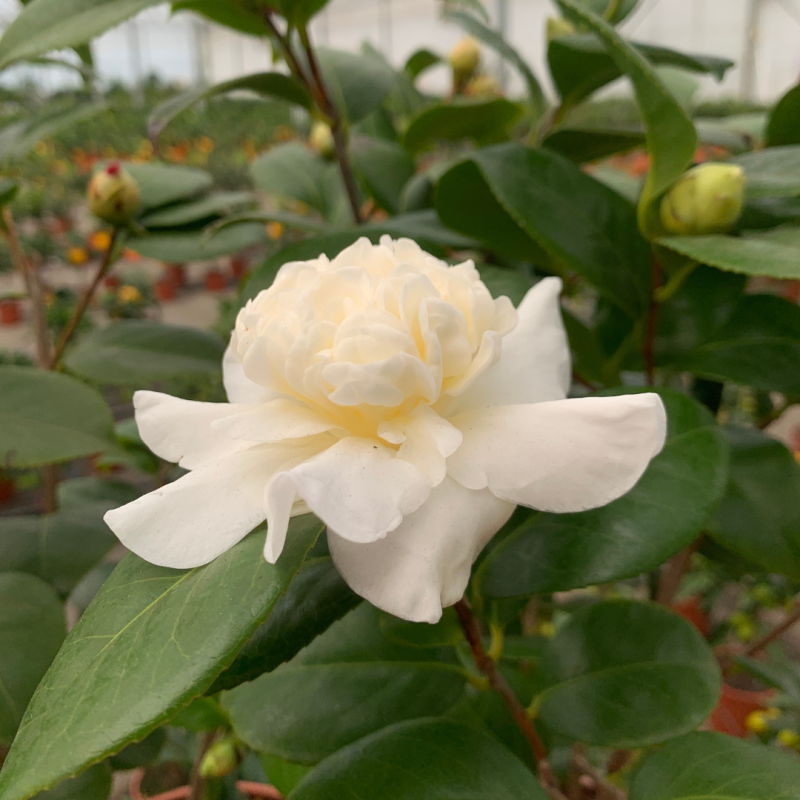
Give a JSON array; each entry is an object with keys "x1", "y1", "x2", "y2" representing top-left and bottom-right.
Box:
[
  {"x1": 166, "y1": 263, "x2": 186, "y2": 288},
  {"x1": 205, "y1": 269, "x2": 227, "y2": 292},
  {"x1": 231, "y1": 256, "x2": 249, "y2": 280},
  {"x1": 0, "y1": 298, "x2": 22, "y2": 326},
  {"x1": 672, "y1": 596, "x2": 709, "y2": 637},
  {"x1": 155, "y1": 278, "x2": 177, "y2": 302},
  {"x1": 708, "y1": 683, "x2": 777, "y2": 738},
  {"x1": 104, "y1": 275, "x2": 121, "y2": 289},
  {"x1": 0, "y1": 476, "x2": 15, "y2": 504}
]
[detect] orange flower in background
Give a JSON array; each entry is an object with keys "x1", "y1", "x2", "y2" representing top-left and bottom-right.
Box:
[
  {"x1": 165, "y1": 142, "x2": 189, "y2": 163},
  {"x1": 196, "y1": 136, "x2": 214, "y2": 154},
  {"x1": 50, "y1": 159, "x2": 69, "y2": 176},
  {"x1": 88, "y1": 230, "x2": 112, "y2": 252},
  {"x1": 101, "y1": 145, "x2": 117, "y2": 159},
  {"x1": 274, "y1": 125, "x2": 294, "y2": 143},
  {"x1": 123, "y1": 248, "x2": 142, "y2": 262},
  {"x1": 266, "y1": 221, "x2": 284, "y2": 240},
  {"x1": 242, "y1": 138, "x2": 257, "y2": 161},
  {"x1": 67, "y1": 246, "x2": 89, "y2": 265}
]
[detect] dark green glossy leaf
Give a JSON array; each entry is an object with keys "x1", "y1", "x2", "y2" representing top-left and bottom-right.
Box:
[
  {"x1": 0, "y1": 573, "x2": 65, "y2": 746},
  {"x1": 629, "y1": 731, "x2": 800, "y2": 800},
  {"x1": 554, "y1": 0, "x2": 697, "y2": 237},
  {"x1": 351, "y1": 136, "x2": 414, "y2": 214},
  {"x1": 732, "y1": 146, "x2": 800, "y2": 199},
  {"x1": 403, "y1": 98, "x2": 522, "y2": 153},
  {"x1": 709, "y1": 427, "x2": 800, "y2": 578},
  {"x1": 140, "y1": 192, "x2": 256, "y2": 228},
  {"x1": 379, "y1": 608, "x2": 463, "y2": 648},
  {"x1": 123, "y1": 162, "x2": 213, "y2": 211},
  {"x1": 271, "y1": 0, "x2": 330, "y2": 26},
  {"x1": 109, "y1": 728, "x2": 166, "y2": 769},
  {"x1": 209, "y1": 558, "x2": 360, "y2": 694},
  {"x1": 223, "y1": 605, "x2": 466, "y2": 764},
  {"x1": 567, "y1": 0, "x2": 639, "y2": 25},
  {"x1": 317, "y1": 48, "x2": 397, "y2": 124},
  {"x1": 658, "y1": 227, "x2": 800, "y2": 280},
  {"x1": 0, "y1": 366, "x2": 114, "y2": 469},
  {"x1": 128, "y1": 221, "x2": 266, "y2": 261},
  {"x1": 0, "y1": 516, "x2": 324, "y2": 800},
  {"x1": 548, "y1": 34, "x2": 733, "y2": 108},
  {"x1": 444, "y1": 9, "x2": 545, "y2": 113},
  {"x1": 677, "y1": 293, "x2": 800, "y2": 395},
  {"x1": 0, "y1": 177, "x2": 18, "y2": 206},
  {"x1": 543, "y1": 124, "x2": 644, "y2": 163},
  {"x1": 436, "y1": 142, "x2": 650, "y2": 317},
  {"x1": 64, "y1": 321, "x2": 225, "y2": 386},
  {"x1": 0, "y1": 502, "x2": 122, "y2": 596},
  {"x1": 476, "y1": 263, "x2": 532, "y2": 307},
  {"x1": 289, "y1": 719, "x2": 547, "y2": 800},
  {"x1": 168, "y1": 696, "x2": 229, "y2": 732},
  {"x1": 149, "y1": 73, "x2": 311, "y2": 140},
  {"x1": 56, "y1": 477, "x2": 139, "y2": 509},
  {"x1": 31, "y1": 763, "x2": 112, "y2": 800},
  {"x1": 368, "y1": 209, "x2": 480, "y2": 249},
  {"x1": 539, "y1": 600, "x2": 720, "y2": 746},
  {"x1": 0, "y1": 0, "x2": 161, "y2": 68},
  {"x1": 766, "y1": 84, "x2": 800, "y2": 147},
  {"x1": 480, "y1": 389, "x2": 729, "y2": 596},
  {"x1": 261, "y1": 754, "x2": 310, "y2": 796}
]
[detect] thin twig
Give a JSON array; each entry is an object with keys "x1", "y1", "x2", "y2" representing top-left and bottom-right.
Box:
[
  {"x1": 572, "y1": 747, "x2": 626, "y2": 800},
  {"x1": 655, "y1": 537, "x2": 702, "y2": 606},
  {"x1": 643, "y1": 252, "x2": 662, "y2": 386},
  {"x1": 454, "y1": 600, "x2": 567, "y2": 800},
  {"x1": 189, "y1": 730, "x2": 217, "y2": 800},
  {"x1": 745, "y1": 601, "x2": 800, "y2": 658},
  {"x1": 2, "y1": 206, "x2": 50, "y2": 367},
  {"x1": 297, "y1": 26, "x2": 363, "y2": 225},
  {"x1": 49, "y1": 227, "x2": 119, "y2": 369}
]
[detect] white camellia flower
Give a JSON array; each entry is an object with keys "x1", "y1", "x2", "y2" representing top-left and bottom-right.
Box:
[{"x1": 105, "y1": 236, "x2": 666, "y2": 623}]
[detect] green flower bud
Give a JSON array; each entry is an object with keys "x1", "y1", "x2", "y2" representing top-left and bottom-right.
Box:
[
  {"x1": 546, "y1": 16, "x2": 576, "y2": 39},
  {"x1": 660, "y1": 163, "x2": 745, "y2": 236},
  {"x1": 309, "y1": 121, "x2": 335, "y2": 160},
  {"x1": 448, "y1": 37, "x2": 481, "y2": 77},
  {"x1": 464, "y1": 74, "x2": 499, "y2": 97},
  {"x1": 88, "y1": 162, "x2": 140, "y2": 225},
  {"x1": 198, "y1": 736, "x2": 238, "y2": 779}
]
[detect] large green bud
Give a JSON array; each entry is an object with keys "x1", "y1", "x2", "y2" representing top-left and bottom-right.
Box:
[
  {"x1": 198, "y1": 736, "x2": 238, "y2": 779},
  {"x1": 660, "y1": 163, "x2": 745, "y2": 236},
  {"x1": 88, "y1": 162, "x2": 140, "y2": 225},
  {"x1": 448, "y1": 36, "x2": 481, "y2": 78}
]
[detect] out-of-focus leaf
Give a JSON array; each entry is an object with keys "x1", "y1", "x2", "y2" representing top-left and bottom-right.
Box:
[
  {"x1": 30, "y1": 763, "x2": 112, "y2": 800},
  {"x1": 404, "y1": 48, "x2": 441, "y2": 79},
  {"x1": 64, "y1": 321, "x2": 225, "y2": 385},
  {"x1": 0, "y1": 366, "x2": 114, "y2": 469},
  {"x1": 0, "y1": 573, "x2": 65, "y2": 746},
  {"x1": 122, "y1": 161, "x2": 213, "y2": 211},
  {"x1": 732, "y1": 146, "x2": 800, "y2": 199},
  {"x1": 128, "y1": 221, "x2": 266, "y2": 261},
  {"x1": 351, "y1": 136, "x2": 414, "y2": 214},
  {"x1": 173, "y1": 0, "x2": 272, "y2": 36},
  {"x1": 139, "y1": 192, "x2": 256, "y2": 228},
  {"x1": 766, "y1": 83, "x2": 800, "y2": 147},
  {"x1": 403, "y1": 98, "x2": 522, "y2": 153}
]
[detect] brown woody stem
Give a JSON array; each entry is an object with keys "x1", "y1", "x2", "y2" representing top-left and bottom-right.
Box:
[
  {"x1": 745, "y1": 601, "x2": 800, "y2": 658},
  {"x1": 49, "y1": 227, "x2": 119, "y2": 369},
  {"x1": 454, "y1": 599, "x2": 566, "y2": 799}
]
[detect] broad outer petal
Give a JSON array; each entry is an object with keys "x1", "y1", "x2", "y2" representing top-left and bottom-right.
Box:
[
  {"x1": 441, "y1": 277, "x2": 570, "y2": 415},
  {"x1": 264, "y1": 437, "x2": 431, "y2": 562},
  {"x1": 211, "y1": 398, "x2": 342, "y2": 443},
  {"x1": 328, "y1": 477, "x2": 514, "y2": 623},
  {"x1": 447, "y1": 393, "x2": 667, "y2": 512},
  {"x1": 223, "y1": 345, "x2": 277, "y2": 405},
  {"x1": 133, "y1": 390, "x2": 254, "y2": 469},
  {"x1": 104, "y1": 444, "x2": 319, "y2": 569}
]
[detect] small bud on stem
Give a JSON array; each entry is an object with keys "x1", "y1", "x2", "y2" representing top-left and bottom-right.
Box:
[{"x1": 88, "y1": 162, "x2": 141, "y2": 225}]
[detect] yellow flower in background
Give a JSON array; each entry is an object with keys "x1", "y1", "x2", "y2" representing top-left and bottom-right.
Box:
[
  {"x1": 117, "y1": 285, "x2": 143, "y2": 304},
  {"x1": 67, "y1": 246, "x2": 89, "y2": 265},
  {"x1": 266, "y1": 221, "x2": 284, "y2": 240},
  {"x1": 745, "y1": 710, "x2": 771, "y2": 734},
  {"x1": 33, "y1": 141, "x2": 49, "y2": 157},
  {"x1": 777, "y1": 729, "x2": 800, "y2": 749},
  {"x1": 196, "y1": 136, "x2": 214, "y2": 154}
]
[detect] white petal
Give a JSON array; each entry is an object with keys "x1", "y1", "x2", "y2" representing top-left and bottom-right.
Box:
[
  {"x1": 223, "y1": 345, "x2": 278, "y2": 405},
  {"x1": 447, "y1": 393, "x2": 667, "y2": 512},
  {"x1": 133, "y1": 390, "x2": 254, "y2": 469},
  {"x1": 104, "y1": 445, "x2": 295, "y2": 568},
  {"x1": 210, "y1": 398, "x2": 342, "y2": 443},
  {"x1": 443, "y1": 278, "x2": 571, "y2": 415},
  {"x1": 264, "y1": 437, "x2": 431, "y2": 562},
  {"x1": 328, "y1": 477, "x2": 515, "y2": 623},
  {"x1": 378, "y1": 405, "x2": 462, "y2": 486}
]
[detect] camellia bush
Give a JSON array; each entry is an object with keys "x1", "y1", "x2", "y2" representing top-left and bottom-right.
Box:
[{"x1": 3, "y1": 0, "x2": 800, "y2": 798}]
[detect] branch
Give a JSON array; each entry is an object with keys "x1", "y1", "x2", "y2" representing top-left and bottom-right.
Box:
[
  {"x1": 745, "y1": 601, "x2": 800, "y2": 658},
  {"x1": 2, "y1": 206, "x2": 50, "y2": 368},
  {"x1": 655, "y1": 537, "x2": 701, "y2": 606},
  {"x1": 454, "y1": 600, "x2": 567, "y2": 800},
  {"x1": 643, "y1": 251, "x2": 662, "y2": 386},
  {"x1": 297, "y1": 26, "x2": 363, "y2": 225},
  {"x1": 49, "y1": 227, "x2": 119, "y2": 369}
]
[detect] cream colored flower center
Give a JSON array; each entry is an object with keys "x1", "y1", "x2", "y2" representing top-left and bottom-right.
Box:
[{"x1": 230, "y1": 237, "x2": 517, "y2": 439}]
